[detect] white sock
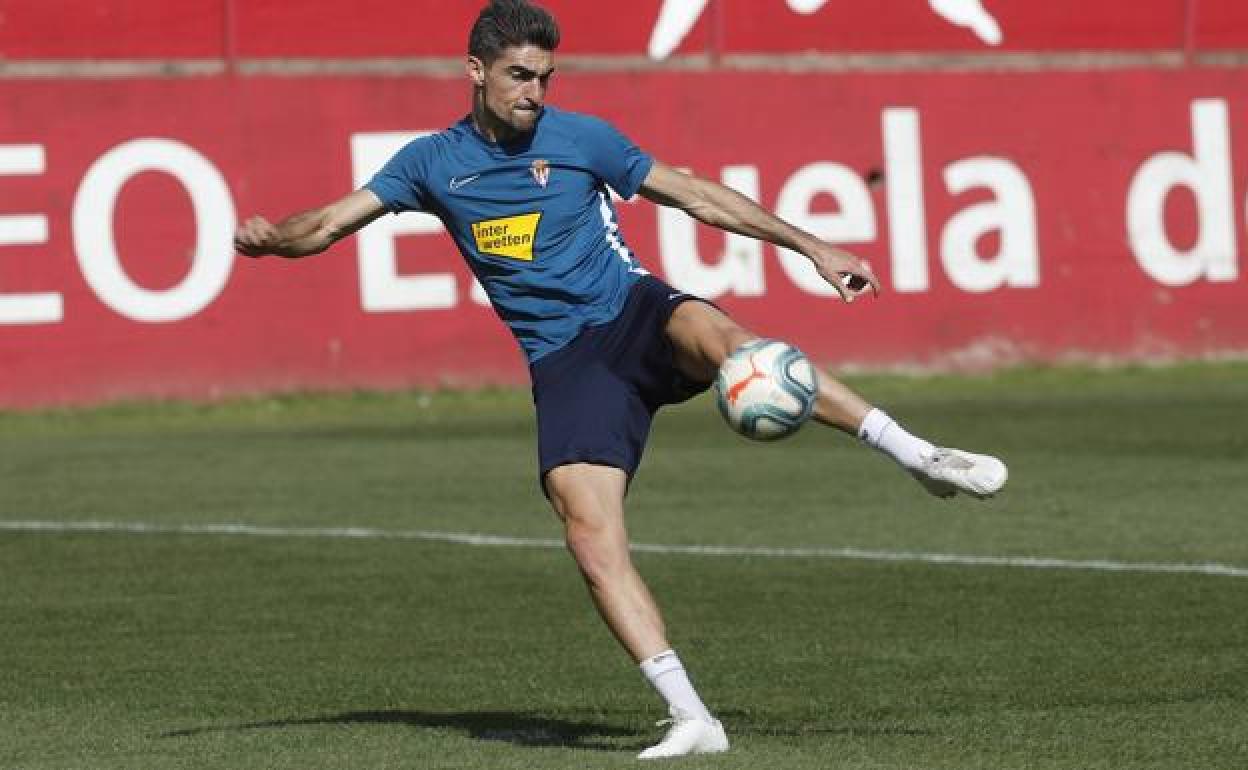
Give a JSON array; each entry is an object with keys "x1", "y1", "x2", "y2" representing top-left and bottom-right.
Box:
[
  {"x1": 857, "y1": 408, "x2": 934, "y2": 472},
  {"x1": 639, "y1": 649, "x2": 714, "y2": 723}
]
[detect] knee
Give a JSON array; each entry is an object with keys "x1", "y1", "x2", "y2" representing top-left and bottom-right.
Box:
[
  {"x1": 691, "y1": 310, "x2": 754, "y2": 366},
  {"x1": 563, "y1": 516, "x2": 624, "y2": 585},
  {"x1": 544, "y1": 464, "x2": 632, "y2": 583},
  {"x1": 668, "y1": 303, "x2": 757, "y2": 380},
  {"x1": 564, "y1": 522, "x2": 600, "y2": 572},
  {"x1": 710, "y1": 325, "x2": 756, "y2": 366}
]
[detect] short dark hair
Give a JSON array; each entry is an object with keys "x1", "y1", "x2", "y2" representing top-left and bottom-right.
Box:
[{"x1": 468, "y1": 0, "x2": 560, "y2": 64}]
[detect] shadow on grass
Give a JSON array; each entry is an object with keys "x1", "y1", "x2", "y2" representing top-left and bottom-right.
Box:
[
  {"x1": 162, "y1": 709, "x2": 638, "y2": 751},
  {"x1": 162, "y1": 708, "x2": 934, "y2": 751}
]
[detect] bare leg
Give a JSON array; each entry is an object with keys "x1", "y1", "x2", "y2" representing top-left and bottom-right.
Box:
[
  {"x1": 544, "y1": 461, "x2": 719, "y2": 738},
  {"x1": 664, "y1": 299, "x2": 1008, "y2": 498},
  {"x1": 545, "y1": 462, "x2": 669, "y2": 663}
]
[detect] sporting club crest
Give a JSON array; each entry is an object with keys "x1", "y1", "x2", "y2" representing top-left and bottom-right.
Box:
[{"x1": 530, "y1": 159, "x2": 551, "y2": 188}]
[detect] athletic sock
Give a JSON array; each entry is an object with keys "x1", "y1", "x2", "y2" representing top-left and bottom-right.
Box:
[
  {"x1": 857, "y1": 408, "x2": 935, "y2": 473},
  {"x1": 639, "y1": 649, "x2": 714, "y2": 723}
]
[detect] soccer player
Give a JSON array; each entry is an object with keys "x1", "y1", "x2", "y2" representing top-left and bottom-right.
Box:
[{"x1": 234, "y1": 0, "x2": 1008, "y2": 759}]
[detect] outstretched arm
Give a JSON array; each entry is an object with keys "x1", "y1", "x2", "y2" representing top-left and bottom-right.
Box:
[
  {"x1": 234, "y1": 188, "x2": 388, "y2": 259},
  {"x1": 637, "y1": 161, "x2": 880, "y2": 303}
]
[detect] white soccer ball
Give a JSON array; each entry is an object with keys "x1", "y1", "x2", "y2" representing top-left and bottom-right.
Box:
[{"x1": 714, "y1": 339, "x2": 818, "y2": 441}]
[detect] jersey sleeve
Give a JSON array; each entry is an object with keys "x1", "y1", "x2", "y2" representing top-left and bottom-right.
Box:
[
  {"x1": 572, "y1": 115, "x2": 655, "y2": 199},
  {"x1": 364, "y1": 137, "x2": 433, "y2": 214}
]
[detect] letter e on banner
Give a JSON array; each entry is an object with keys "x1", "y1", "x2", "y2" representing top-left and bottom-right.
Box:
[
  {"x1": 0, "y1": 144, "x2": 61, "y2": 324},
  {"x1": 775, "y1": 162, "x2": 876, "y2": 297}
]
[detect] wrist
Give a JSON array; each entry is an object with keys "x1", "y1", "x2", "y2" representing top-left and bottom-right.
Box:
[{"x1": 787, "y1": 231, "x2": 821, "y2": 258}]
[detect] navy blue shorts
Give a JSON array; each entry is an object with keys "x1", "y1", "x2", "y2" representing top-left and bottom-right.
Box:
[{"x1": 530, "y1": 275, "x2": 714, "y2": 491}]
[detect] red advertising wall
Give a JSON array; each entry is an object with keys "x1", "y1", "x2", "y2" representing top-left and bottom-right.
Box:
[
  {"x1": 233, "y1": 0, "x2": 711, "y2": 58},
  {"x1": 2, "y1": 1, "x2": 1247, "y2": 407},
  {"x1": 1193, "y1": 0, "x2": 1248, "y2": 50},
  {"x1": 3, "y1": 0, "x2": 1242, "y2": 60},
  {"x1": 3, "y1": 69, "x2": 1247, "y2": 407},
  {"x1": 0, "y1": 1, "x2": 226, "y2": 59},
  {"x1": 718, "y1": 0, "x2": 1189, "y2": 53},
  {"x1": 0, "y1": 0, "x2": 714, "y2": 60}
]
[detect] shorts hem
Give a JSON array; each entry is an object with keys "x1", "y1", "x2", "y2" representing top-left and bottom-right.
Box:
[
  {"x1": 660, "y1": 294, "x2": 718, "y2": 402},
  {"x1": 539, "y1": 453, "x2": 637, "y2": 498}
]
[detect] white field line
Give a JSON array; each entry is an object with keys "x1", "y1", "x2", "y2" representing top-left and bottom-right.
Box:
[{"x1": 2, "y1": 519, "x2": 1247, "y2": 578}]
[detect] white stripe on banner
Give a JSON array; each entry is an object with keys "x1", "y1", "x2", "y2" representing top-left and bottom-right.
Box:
[{"x1": 2, "y1": 519, "x2": 1246, "y2": 578}]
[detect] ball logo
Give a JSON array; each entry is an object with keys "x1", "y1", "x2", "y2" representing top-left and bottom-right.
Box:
[{"x1": 725, "y1": 353, "x2": 767, "y2": 405}]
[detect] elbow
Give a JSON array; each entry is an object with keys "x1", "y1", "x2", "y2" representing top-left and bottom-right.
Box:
[
  {"x1": 321, "y1": 209, "x2": 369, "y2": 250},
  {"x1": 298, "y1": 219, "x2": 348, "y2": 256},
  {"x1": 320, "y1": 224, "x2": 348, "y2": 251}
]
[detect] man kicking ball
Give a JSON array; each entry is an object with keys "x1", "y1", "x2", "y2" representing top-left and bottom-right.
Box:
[{"x1": 234, "y1": 0, "x2": 1007, "y2": 758}]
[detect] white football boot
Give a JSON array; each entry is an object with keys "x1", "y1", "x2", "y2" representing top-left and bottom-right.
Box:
[
  {"x1": 637, "y1": 707, "x2": 729, "y2": 760},
  {"x1": 913, "y1": 447, "x2": 1008, "y2": 500}
]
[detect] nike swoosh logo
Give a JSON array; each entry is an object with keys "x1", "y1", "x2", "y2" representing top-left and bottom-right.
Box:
[
  {"x1": 449, "y1": 174, "x2": 481, "y2": 191},
  {"x1": 667, "y1": 292, "x2": 686, "y2": 301}
]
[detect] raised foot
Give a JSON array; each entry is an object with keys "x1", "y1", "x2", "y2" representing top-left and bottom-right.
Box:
[{"x1": 913, "y1": 447, "x2": 1008, "y2": 500}]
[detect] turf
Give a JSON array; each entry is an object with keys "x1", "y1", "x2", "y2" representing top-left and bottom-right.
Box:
[{"x1": 2, "y1": 363, "x2": 1246, "y2": 768}]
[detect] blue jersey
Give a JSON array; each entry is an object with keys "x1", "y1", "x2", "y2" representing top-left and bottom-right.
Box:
[{"x1": 365, "y1": 106, "x2": 655, "y2": 362}]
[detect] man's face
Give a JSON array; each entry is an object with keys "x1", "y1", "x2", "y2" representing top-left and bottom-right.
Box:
[{"x1": 469, "y1": 44, "x2": 555, "y2": 138}]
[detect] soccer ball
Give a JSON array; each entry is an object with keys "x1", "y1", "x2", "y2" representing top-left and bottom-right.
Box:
[{"x1": 714, "y1": 339, "x2": 818, "y2": 441}]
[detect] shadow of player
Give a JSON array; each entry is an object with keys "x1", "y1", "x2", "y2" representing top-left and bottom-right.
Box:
[
  {"x1": 163, "y1": 707, "x2": 934, "y2": 752},
  {"x1": 162, "y1": 708, "x2": 639, "y2": 752}
]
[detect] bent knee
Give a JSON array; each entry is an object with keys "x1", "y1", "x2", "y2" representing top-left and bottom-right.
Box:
[{"x1": 666, "y1": 301, "x2": 756, "y2": 381}]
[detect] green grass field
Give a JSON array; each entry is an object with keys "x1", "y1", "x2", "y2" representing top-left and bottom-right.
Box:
[{"x1": 2, "y1": 364, "x2": 1246, "y2": 769}]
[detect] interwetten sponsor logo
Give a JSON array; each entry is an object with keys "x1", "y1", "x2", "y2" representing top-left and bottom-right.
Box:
[{"x1": 471, "y1": 212, "x2": 542, "y2": 261}]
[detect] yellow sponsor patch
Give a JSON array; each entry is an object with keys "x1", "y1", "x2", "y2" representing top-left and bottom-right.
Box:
[{"x1": 471, "y1": 212, "x2": 542, "y2": 261}]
